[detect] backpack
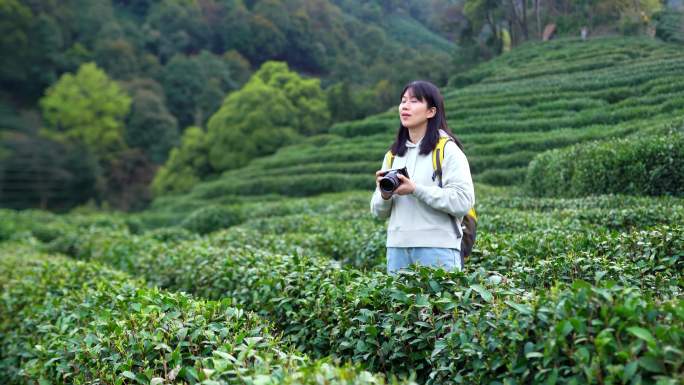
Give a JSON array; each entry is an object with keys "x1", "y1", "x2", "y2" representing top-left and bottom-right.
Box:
[{"x1": 384, "y1": 136, "x2": 478, "y2": 262}]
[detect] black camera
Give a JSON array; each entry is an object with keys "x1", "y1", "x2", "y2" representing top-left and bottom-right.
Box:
[{"x1": 379, "y1": 167, "x2": 409, "y2": 194}]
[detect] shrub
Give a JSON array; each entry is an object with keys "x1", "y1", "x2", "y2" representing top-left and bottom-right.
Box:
[
  {"x1": 39, "y1": 221, "x2": 684, "y2": 384},
  {"x1": 181, "y1": 205, "x2": 244, "y2": 234},
  {"x1": 526, "y1": 128, "x2": 684, "y2": 197},
  {"x1": 329, "y1": 119, "x2": 394, "y2": 138},
  {"x1": 0, "y1": 247, "x2": 409, "y2": 385}
]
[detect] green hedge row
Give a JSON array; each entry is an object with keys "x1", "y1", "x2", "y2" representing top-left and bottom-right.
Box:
[
  {"x1": 37, "y1": 219, "x2": 684, "y2": 383},
  {"x1": 476, "y1": 200, "x2": 684, "y2": 233},
  {"x1": 471, "y1": 225, "x2": 684, "y2": 299},
  {"x1": 454, "y1": 56, "x2": 684, "y2": 100},
  {"x1": 466, "y1": 124, "x2": 638, "y2": 156},
  {"x1": 447, "y1": 65, "x2": 684, "y2": 115},
  {"x1": 329, "y1": 119, "x2": 395, "y2": 138},
  {"x1": 482, "y1": 193, "x2": 684, "y2": 211},
  {"x1": 474, "y1": 167, "x2": 527, "y2": 186},
  {"x1": 469, "y1": 151, "x2": 537, "y2": 174},
  {"x1": 0, "y1": 246, "x2": 409, "y2": 385},
  {"x1": 225, "y1": 219, "x2": 386, "y2": 270},
  {"x1": 450, "y1": 81, "x2": 684, "y2": 124},
  {"x1": 455, "y1": 104, "x2": 676, "y2": 134},
  {"x1": 447, "y1": 37, "x2": 680, "y2": 86},
  {"x1": 526, "y1": 129, "x2": 684, "y2": 197},
  {"x1": 189, "y1": 173, "x2": 373, "y2": 200},
  {"x1": 0, "y1": 208, "x2": 139, "y2": 241}
]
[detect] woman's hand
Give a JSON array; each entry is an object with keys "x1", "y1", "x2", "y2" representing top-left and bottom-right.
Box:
[
  {"x1": 375, "y1": 170, "x2": 393, "y2": 200},
  {"x1": 394, "y1": 174, "x2": 416, "y2": 195}
]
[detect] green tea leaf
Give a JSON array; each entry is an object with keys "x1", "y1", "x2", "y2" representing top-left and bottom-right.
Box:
[
  {"x1": 505, "y1": 301, "x2": 532, "y2": 315},
  {"x1": 627, "y1": 327, "x2": 656, "y2": 346},
  {"x1": 638, "y1": 356, "x2": 665, "y2": 373},
  {"x1": 470, "y1": 284, "x2": 493, "y2": 302}
]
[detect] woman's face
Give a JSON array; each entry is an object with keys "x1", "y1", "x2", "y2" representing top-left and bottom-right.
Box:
[{"x1": 399, "y1": 89, "x2": 436, "y2": 130}]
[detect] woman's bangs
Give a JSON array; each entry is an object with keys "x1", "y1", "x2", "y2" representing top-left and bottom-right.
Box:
[{"x1": 401, "y1": 83, "x2": 430, "y2": 103}]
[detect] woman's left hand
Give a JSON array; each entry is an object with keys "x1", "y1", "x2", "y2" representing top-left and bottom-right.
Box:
[{"x1": 394, "y1": 174, "x2": 416, "y2": 195}]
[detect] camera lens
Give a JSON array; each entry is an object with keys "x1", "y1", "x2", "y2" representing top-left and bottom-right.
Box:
[{"x1": 380, "y1": 172, "x2": 399, "y2": 193}]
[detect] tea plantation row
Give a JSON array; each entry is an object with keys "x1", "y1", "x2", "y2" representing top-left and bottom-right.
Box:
[
  {"x1": 527, "y1": 124, "x2": 684, "y2": 197},
  {"x1": 2, "y1": 190, "x2": 682, "y2": 384},
  {"x1": 0, "y1": 244, "x2": 411, "y2": 385}
]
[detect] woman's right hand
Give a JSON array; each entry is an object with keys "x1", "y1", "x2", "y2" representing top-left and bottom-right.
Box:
[{"x1": 375, "y1": 170, "x2": 392, "y2": 200}]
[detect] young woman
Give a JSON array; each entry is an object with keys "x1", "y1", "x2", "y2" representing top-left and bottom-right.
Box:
[{"x1": 370, "y1": 80, "x2": 475, "y2": 275}]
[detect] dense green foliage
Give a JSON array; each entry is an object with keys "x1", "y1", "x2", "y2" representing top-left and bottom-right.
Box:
[
  {"x1": 654, "y1": 8, "x2": 684, "y2": 43},
  {"x1": 152, "y1": 58, "x2": 333, "y2": 195},
  {"x1": 146, "y1": 37, "x2": 684, "y2": 219},
  {"x1": 123, "y1": 79, "x2": 180, "y2": 164},
  {"x1": 206, "y1": 61, "x2": 329, "y2": 170},
  {"x1": 3, "y1": 29, "x2": 684, "y2": 385},
  {"x1": 2, "y1": 188, "x2": 683, "y2": 383},
  {"x1": 526, "y1": 125, "x2": 684, "y2": 197},
  {"x1": 0, "y1": 246, "x2": 411, "y2": 384},
  {"x1": 152, "y1": 126, "x2": 211, "y2": 196},
  {"x1": 0, "y1": 0, "x2": 465, "y2": 210},
  {"x1": 39, "y1": 62, "x2": 131, "y2": 160}
]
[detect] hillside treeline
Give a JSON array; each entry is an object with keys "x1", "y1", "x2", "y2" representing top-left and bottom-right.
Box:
[{"x1": 1, "y1": 0, "x2": 682, "y2": 211}]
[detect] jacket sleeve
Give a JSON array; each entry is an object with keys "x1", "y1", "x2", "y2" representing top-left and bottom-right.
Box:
[
  {"x1": 370, "y1": 152, "x2": 394, "y2": 219},
  {"x1": 412, "y1": 141, "x2": 475, "y2": 217}
]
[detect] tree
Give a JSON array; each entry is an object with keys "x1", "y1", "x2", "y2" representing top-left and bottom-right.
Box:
[
  {"x1": 206, "y1": 75, "x2": 298, "y2": 170},
  {"x1": 205, "y1": 60, "x2": 329, "y2": 171},
  {"x1": 104, "y1": 148, "x2": 156, "y2": 211},
  {"x1": 160, "y1": 51, "x2": 237, "y2": 129},
  {"x1": 123, "y1": 79, "x2": 179, "y2": 164},
  {"x1": 465, "y1": 0, "x2": 504, "y2": 36},
  {"x1": 94, "y1": 38, "x2": 139, "y2": 80},
  {"x1": 39, "y1": 62, "x2": 131, "y2": 160},
  {"x1": 151, "y1": 126, "x2": 211, "y2": 196},
  {"x1": 0, "y1": 0, "x2": 32, "y2": 84},
  {"x1": 0, "y1": 131, "x2": 99, "y2": 210},
  {"x1": 212, "y1": 0, "x2": 252, "y2": 55},
  {"x1": 251, "y1": 61, "x2": 329, "y2": 135},
  {"x1": 145, "y1": 0, "x2": 211, "y2": 61},
  {"x1": 113, "y1": 0, "x2": 155, "y2": 18},
  {"x1": 327, "y1": 81, "x2": 357, "y2": 122},
  {"x1": 222, "y1": 50, "x2": 252, "y2": 85},
  {"x1": 0, "y1": 5, "x2": 64, "y2": 103},
  {"x1": 244, "y1": 14, "x2": 287, "y2": 64}
]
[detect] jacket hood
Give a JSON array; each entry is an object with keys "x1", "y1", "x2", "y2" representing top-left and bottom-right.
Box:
[{"x1": 405, "y1": 129, "x2": 449, "y2": 148}]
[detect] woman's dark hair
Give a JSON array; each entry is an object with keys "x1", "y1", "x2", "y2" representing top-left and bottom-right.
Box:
[{"x1": 390, "y1": 80, "x2": 464, "y2": 157}]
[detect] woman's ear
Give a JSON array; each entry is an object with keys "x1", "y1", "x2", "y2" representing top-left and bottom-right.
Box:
[{"x1": 428, "y1": 107, "x2": 437, "y2": 118}]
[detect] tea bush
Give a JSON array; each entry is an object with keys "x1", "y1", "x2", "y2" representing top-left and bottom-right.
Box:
[
  {"x1": 0, "y1": 246, "x2": 411, "y2": 385},
  {"x1": 34, "y1": 217, "x2": 684, "y2": 383},
  {"x1": 181, "y1": 205, "x2": 245, "y2": 234},
  {"x1": 527, "y1": 128, "x2": 684, "y2": 197}
]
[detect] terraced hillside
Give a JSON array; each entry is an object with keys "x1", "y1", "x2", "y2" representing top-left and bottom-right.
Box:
[
  {"x1": 2, "y1": 36, "x2": 684, "y2": 384},
  {"x1": 145, "y1": 36, "x2": 684, "y2": 226}
]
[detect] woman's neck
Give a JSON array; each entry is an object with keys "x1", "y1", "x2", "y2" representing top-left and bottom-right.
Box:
[{"x1": 407, "y1": 124, "x2": 427, "y2": 144}]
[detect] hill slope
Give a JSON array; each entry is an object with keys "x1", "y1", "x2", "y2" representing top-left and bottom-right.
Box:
[{"x1": 146, "y1": 36, "x2": 684, "y2": 224}]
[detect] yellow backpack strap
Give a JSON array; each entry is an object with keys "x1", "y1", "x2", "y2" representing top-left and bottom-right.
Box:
[
  {"x1": 432, "y1": 136, "x2": 452, "y2": 187},
  {"x1": 468, "y1": 208, "x2": 478, "y2": 222},
  {"x1": 385, "y1": 150, "x2": 395, "y2": 169}
]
